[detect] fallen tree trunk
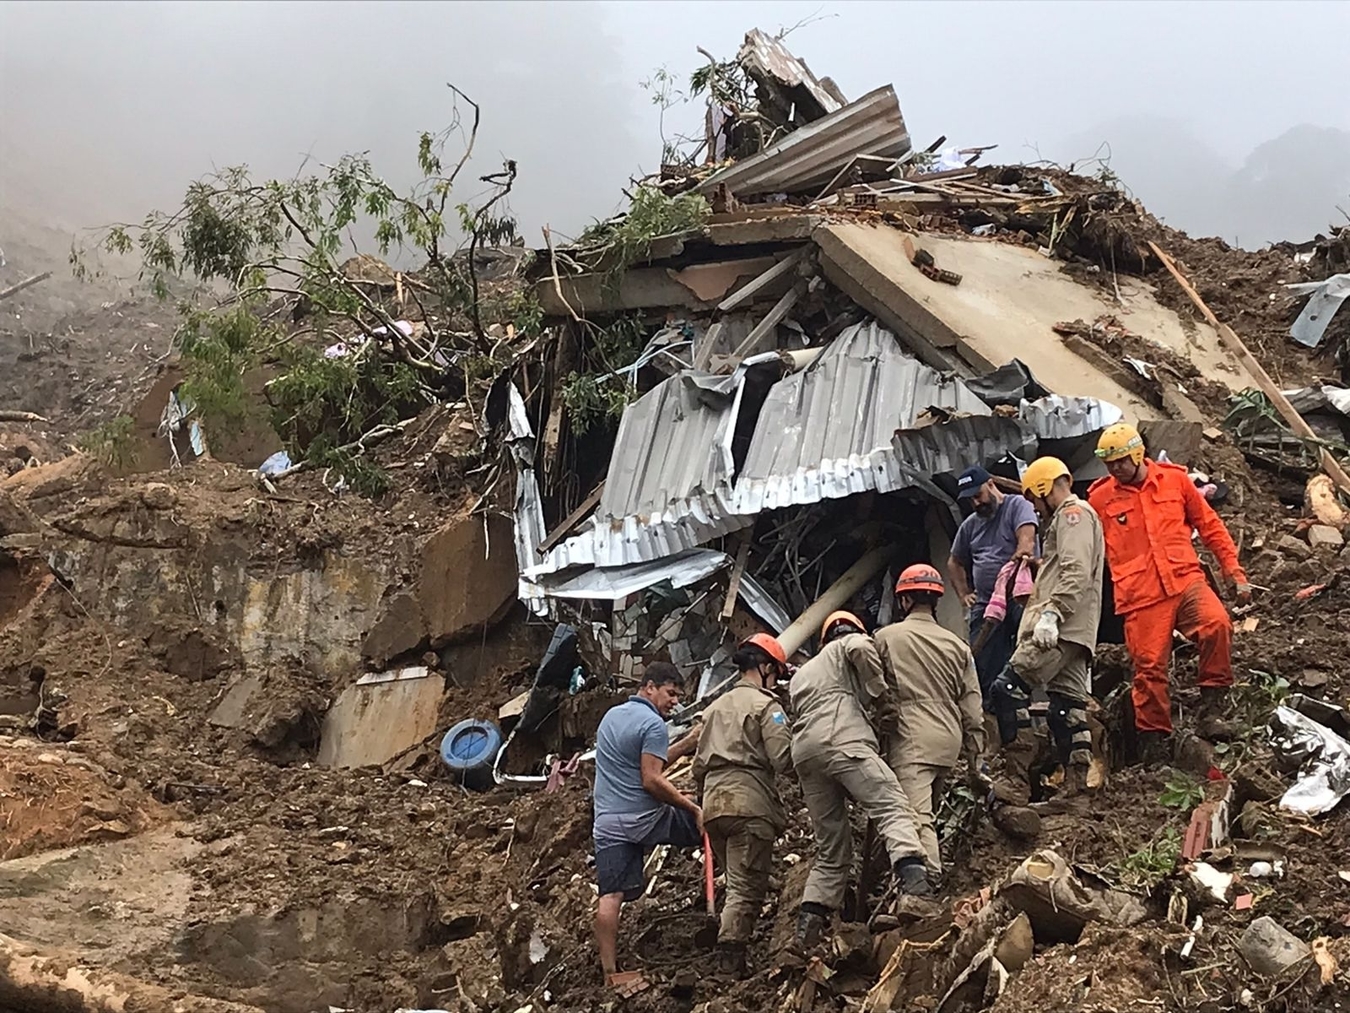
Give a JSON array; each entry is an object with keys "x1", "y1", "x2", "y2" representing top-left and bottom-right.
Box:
[
  {"x1": 0, "y1": 931, "x2": 265, "y2": 1013},
  {"x1": 0, "y1": 271, "x2": 53, "y2": 303}
]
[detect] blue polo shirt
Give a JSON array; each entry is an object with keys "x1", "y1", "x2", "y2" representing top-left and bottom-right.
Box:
[
  {"x1": 593, "y1": 696, "x2": 669, "y2": 847},
  {"x1": 952, "y1": 494, "x2": 1039, "y2": 612}
]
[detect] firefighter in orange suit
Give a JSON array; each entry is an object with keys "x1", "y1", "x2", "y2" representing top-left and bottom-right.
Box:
[{"x1": 1087, "y1": 423, "x2": 1252, "y2": 762}]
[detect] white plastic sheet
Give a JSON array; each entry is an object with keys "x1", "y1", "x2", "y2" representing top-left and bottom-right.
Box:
[
  {"x1": 1270, "y1": 705, "x2": 1350, "y2": 815},
  {"x1": 1286, "y1": 274, "x2": 1350, "y2": 348}
]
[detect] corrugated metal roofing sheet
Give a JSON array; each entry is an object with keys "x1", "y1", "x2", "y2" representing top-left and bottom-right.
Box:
[
  {"x1": 729, "y1": 322, "x2": 991, "y2": 514},
  {"x1": 696, "y1": 85, "x2": 910, "y2": 199},
  {"x1": 529, "y1": 371, "x2": 754, "y2": 574},
  {"x1": 538, "y1": 549, "x2": 730, "y2": 601}
]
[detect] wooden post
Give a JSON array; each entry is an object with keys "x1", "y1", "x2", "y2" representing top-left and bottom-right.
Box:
[
  {"x1": 1149, "y1": 241, "x2": 1350, "y2": 498},
  {"x1": 0, "y1": 272, "x2": 52, "y2": 303},
  {"x1": 720, "y1": 536, "x2": 751, "y2": 621}
]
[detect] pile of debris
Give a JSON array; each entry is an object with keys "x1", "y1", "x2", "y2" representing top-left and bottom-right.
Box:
[{"x1": 5, "y1": 23, "x2": 1350, "y2": 1013}]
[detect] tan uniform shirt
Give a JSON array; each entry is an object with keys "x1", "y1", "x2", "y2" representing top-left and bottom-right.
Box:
[
  {"x1": 692, "y1": 681, "x2": 793, "y2": 831},
  {"x1": 1018, "y1": 493, "x2": 1105, "y2": 651},
  {"x1": 789, "y1": 633, "x2": 888, "y2": 766},
  {"x1": 874, "y1": 611, "x2": 985, "y2": 767}
]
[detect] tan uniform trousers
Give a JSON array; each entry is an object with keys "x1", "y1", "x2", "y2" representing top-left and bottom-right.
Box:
[
  {"x1": 890, "y1": 758, "x2": 950, "y2": 877},
  {"x1": 797, "y1": 746, "x2": 925, "y2": 910},
  {"x1": 705, "y1": 814, "x2": 775, "y2": 944}
]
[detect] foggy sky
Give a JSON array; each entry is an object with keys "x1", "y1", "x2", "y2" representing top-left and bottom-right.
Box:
[{"x1": 3, "y1": 0, "x2": 1349, "y2": 263}]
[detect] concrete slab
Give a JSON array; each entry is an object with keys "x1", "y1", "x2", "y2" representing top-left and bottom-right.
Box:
[
  {"x1": 816, "y1": 224, "x2": 1258, "y2": 423},
  {"x1": 316, "y1": 669, "x2": 444, "y2": 769}
]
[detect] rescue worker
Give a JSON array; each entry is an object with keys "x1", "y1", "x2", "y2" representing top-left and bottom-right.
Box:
[
  {"x1": 990, "y1": 457, "x2": 1104, "y2": 806},
  {"x1": 789, "y1": 610, "x2": 931, "y2": 952},
  {"x1": 692, "y1": 633, "x2": 793, "y2": 978},
  {"x1": 874, "y1": 564, "x2": 986, "y2": 879},
  {"x1": 1087, "y1": 423, "x2": 1252, "y2": 761}
]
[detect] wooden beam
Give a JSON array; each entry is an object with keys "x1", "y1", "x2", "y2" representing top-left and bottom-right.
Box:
[
  {"x1": 722, "y1": 282, "x2": 804, "y2": 368},
  {"x1": 1149, "y1": 241, "x2": 1350, "y2": 497},
  {"x1": 692, "y1": 321, "x2": 723, "y2": 372},
  {"x1": 716, "y1": 247, "x2": 807, "y2": 312},
  {"x1": 720, "y1": 536, "x2": 751, "y2": 621},
  {"x1": 0, "y1": 272, "x2": 52, "y2": 303},
  {"x1": 537, "y1": 480, "x2": 604, "y2": 555}
]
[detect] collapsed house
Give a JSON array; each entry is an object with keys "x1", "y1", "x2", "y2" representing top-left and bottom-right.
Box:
[{"x1": 495, "y1": 30, "x2": 1259, "y2": 738}]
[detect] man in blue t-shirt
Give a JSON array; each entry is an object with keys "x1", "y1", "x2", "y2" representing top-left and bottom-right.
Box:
[
  {"x1": 947, "y1": 466, "x2": 1039, "y2": 700},
  {"x1": 592, "y1": 662, "x2": 702, "y2": 989}
]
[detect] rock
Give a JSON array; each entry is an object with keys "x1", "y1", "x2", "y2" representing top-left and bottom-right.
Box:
[
  {"x1": 1239, "y1": 916, "x2": 1311, "y2": 975},
  {"x1": 419, "y1": 513, "x2": 518, "y2": 646},
  {"x1": 1276, "y1": 534, "x2": 1313, "y2": 560},
  {"x1": 86, "y1": 819, "x2": 132, "y2": 840},
  {"x1": 362, "y1": 590, "x2": 428, "y2": 667},
  {"x1": 1174, "y1": 733, "x2": 1219, "y2": 778},
  {"x1": 1305, "y1": 474, "x2": 1347, "y2": 529},
  {"x1": 1308, "y1": 524, "x2": 1345, "y2": 551},
  {"x1": 993, "y1": 805, "x2": 1042, "y2": 841},
  {"x1": 994, "y1": 912, "x2": 1034, "y2": 972},
  {"x1": 140, "y1": 482, "x2": 178, "y2": 510}
]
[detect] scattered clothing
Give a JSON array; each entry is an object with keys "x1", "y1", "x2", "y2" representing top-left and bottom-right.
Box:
[{"x1": 984, "y1": 559, "x2": 1035, "y2": 625}]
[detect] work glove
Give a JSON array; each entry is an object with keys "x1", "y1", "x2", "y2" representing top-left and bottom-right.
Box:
[
  {"x1": 966, "y1": 755, "x2": 993, "y2": 794},
  {"x1": 1234, "y1": 581, "x2": 1254, "y2": 606},
  {"x1": 1031, "y1": 610, "x2": 1061, "y2": 650}
]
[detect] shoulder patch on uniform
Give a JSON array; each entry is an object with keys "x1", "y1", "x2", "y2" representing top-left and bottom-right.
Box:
[
  {"x1": 771, "y1": 710, "x2": 786, "y2": 725},
  {"x1": 1062, "y1": 505, "x2": 1082, "y2": 525}
]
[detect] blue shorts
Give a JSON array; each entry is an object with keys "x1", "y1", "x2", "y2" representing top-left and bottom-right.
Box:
[{"x1": 594, "y1": 806, "x2": 701, "y2": 901}]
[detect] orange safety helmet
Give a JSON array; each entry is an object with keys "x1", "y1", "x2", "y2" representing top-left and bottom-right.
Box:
[
  {"x1": 739, "y1": 632, "x2": 787, "y2": 671},
  {"x1": 895, "y1": 563, "x2": 945, "y2": 597},
  {"x1": 820, "y1": 610, "x2": 866, "y2": 643}
]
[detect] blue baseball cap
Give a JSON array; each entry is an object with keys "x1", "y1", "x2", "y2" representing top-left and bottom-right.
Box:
[{"x1": 956, "y1": 465, "x2": 992, "y2": 499}]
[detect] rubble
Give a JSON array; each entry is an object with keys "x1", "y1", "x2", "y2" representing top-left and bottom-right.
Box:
[
  {"x1": 4, "y1": 21, "x2": 1350, "y2": 1013},
  {"x1": 1239, "y1": 916, "x2": 1312, "y2": 976}
]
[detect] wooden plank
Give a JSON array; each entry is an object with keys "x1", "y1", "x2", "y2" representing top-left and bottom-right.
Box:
[
  {"x1": 722, "y1": 282, "x2": 803, "y2": 366},
  {"x1": 1149, "y1": 241, "x2": 1350, "y2": 498},
  {"x1": 537, "y1": 480, "x2": 605, "y2": 555},
  {"x1": 0, "y1": 271, "x2": 52, "y2": 303},
  {"x1": 720, "y1": 536, "x2": 751, "y2": 621},
  {"x1": 716, "y1": 247, "x2": 808, "y2": 312},
  {"x1": 692, "y1": 321, "x2": 724, "y2": 372}
]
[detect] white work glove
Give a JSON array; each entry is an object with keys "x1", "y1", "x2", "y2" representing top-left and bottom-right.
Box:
[{"x1": 1031, "y1": 610, "x2": 1061, "y2": 649}]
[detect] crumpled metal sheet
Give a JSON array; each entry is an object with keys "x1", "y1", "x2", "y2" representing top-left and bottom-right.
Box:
[
  {"x1": 696, "y1": 85, "x2": 910, "y2": 199},
  {"x1": 1019, "y1": 394, "x2": 1124, "y2": 440},
  {"x1": 537, "y1": 548, "x2": 730, "y2": 601},
  {"x1": 1286, "y1": 274, "x2": 1350, "y2": 348},
  {"x1": 1270, "y1": 704, "x2": 1350, "y2": 815},
  {"x1": 737, "y1": 573, "x2": 793, "y2": 634},
  {"x1": 505, "y1": 384, "x2": 549, "y2": 616},
  {"x1": 730, "y1": 321, "x2": 992, "y2": 514}
]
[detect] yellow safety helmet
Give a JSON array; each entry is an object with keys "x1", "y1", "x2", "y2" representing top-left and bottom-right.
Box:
[
  {"x1": 1021, "y1": 456, "x2": 1071, "y2": 498},
  {"x1": 1095, "y1": 422, "x2": 1145, "y2": 466}
]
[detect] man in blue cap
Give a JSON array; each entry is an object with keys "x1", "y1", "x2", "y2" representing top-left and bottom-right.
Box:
[{"x1": 946, "y1": 465, "x2": 1040, "y2": 701}]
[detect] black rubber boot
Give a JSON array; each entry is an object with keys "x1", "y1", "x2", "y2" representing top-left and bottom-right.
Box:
[
  {"x1": 1137, "y1": 730, "x2": 1172, "y2": 767},
  {"x1": 894, "y1": 858, "x2": 934, "y2": 898},
  {"x1": 1196, "y1": 686, "x2": 1238, "y2": 741},
  {"x1": 716, "y1": 941, "x2": 748, "y2": 978},
  {"x1": 791, "y1": 903, "x2": 829, "y2": 956}
]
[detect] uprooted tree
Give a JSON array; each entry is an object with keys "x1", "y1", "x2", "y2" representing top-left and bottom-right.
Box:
[{"x1": 73, "y1": 85, "x2": 537, "y2": 495}]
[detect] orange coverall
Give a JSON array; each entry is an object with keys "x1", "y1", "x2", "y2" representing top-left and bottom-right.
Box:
[{"x1": 1087, "y1": 460, "x2": 1247, "y2": 734}]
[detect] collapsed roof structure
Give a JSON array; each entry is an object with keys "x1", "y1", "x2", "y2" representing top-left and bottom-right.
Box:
[{"x1": 503, "y1": 29, "x2": 1267, "y2": 697}]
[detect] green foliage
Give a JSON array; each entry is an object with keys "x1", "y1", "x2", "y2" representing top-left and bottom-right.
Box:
[
  {"x1": 1112, "y1": 825, "x2": 1182, "y2": 888},
  {"x1": 1233, "y1": 668, "x2": 1291, "y2": 725},
  {"x1": 74, "y1": 96, "x2": 527, "y2": 498},
  {"x1": 560, "y1": 314, "x2": 649, "y2": 433},
  {"x1": 577, "y1": 186, "x2": 711, "y2": 288},
  {"x1": 77, "y1": 415, "x2": 139, "y2": 471},
  {"x1": 176, "y1": 303, "x2": 268, "y2": 430},
  {"x1": 1158, "y1": 770, "x2": 1206, "y2": 810},
  {"x1": 561, "y1": 372, "x2": 635, "y2": 433},
  {"x1": 268, "y1": 344, "x2": 423, "y2": 457}
]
